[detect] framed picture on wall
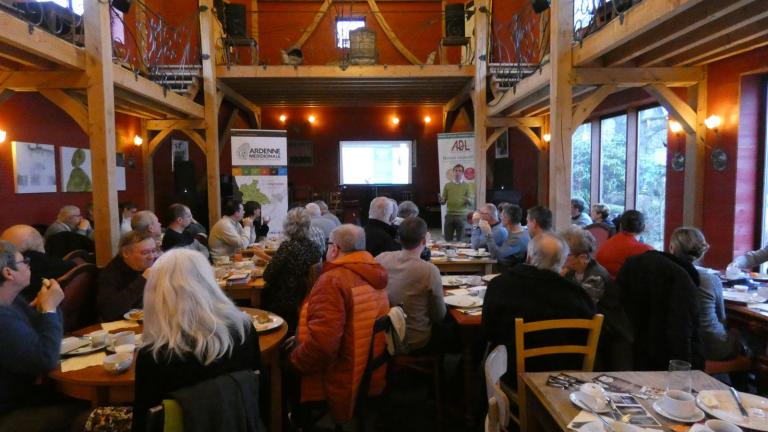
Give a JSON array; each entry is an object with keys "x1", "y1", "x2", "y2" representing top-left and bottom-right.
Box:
[
  {"x1": 495, "y1": 130, "x2": 509, "y2": 159},
  {"x1": 60, "y1": 146, "x2": 92, "y2": 192},
  {"x1": 171, "y1": 139, "x2": 189, "y2": 172},
  {"x1": 12, "y1": 141, "x2": 57, "y2": 194}
]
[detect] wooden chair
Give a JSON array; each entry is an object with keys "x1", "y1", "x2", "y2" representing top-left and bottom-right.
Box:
[
  {"x1": 484, "y1": 345, "x2": 509, "y2": 432},
  {"x1": 146, "y1": 400, "x2": 184, "y2": 432},
  {"x1": 513, "y1": 314, "x2": 604, "y2": 432},
  {"x1": 57, "y1": 263, "x2": 99, "y2": 332},
  {"x1": 390, "y1": 353, "x2": 443, "y2": 431},
  {"x1": 62, "y1": 249, "x2": 95, "y2": 265}
]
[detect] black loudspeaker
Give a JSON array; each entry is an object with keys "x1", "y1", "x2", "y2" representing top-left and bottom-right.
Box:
[
  {"x1": 445, "y1": 3, "x2": 465, "y2": 37},
  {"x1": 112, "y1": 0, "x2": 132, "y2": 14},
  {"x1": 224, "y1": 3, "x2": 247, "y2": 37},
  {"x1": 174, "y1": 160, "x2": 196, "y2": 195},
  {"x1": 530, "y1": 0, "x2": 550, "y2": 13}
]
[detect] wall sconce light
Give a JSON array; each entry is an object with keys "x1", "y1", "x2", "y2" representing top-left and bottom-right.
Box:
[
  {"x1": 279, "y1": 114, "x2": 287, "y2": 123},
  {"x1": 133, "y1": 135, "x2": 143, "y2": 146},
  {"x1": 307, "y1": 115, "x2": 316, "y2": 124},
  {"x1": 391, "y1": 116, "x2": 400, "y2": 125},
  {"x1": 542, "y1": 133, "x2": 551, "y2": 143},
  {"x1": 668, "y1": 120, "x2": 685, "y2": 172},
  {"x1": 423, "y1": 115, "x2": 431, "y2": 124},
  {"x1": 0, "y1": 129, "x2": 6, "y2": 143},
  {"x1": 704, "y1": 115, "x2": 727, "y2": 172}
]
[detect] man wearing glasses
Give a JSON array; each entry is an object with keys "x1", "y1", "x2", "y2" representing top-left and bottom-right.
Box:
[
  {"x1": 44, "y1": 205, "x2": 93, "y2": 240},
  {"x1": 96, "y1": 231, "x2": 158, "y2": 321},
  {"x1": 471, "y1": 203, "x2": 507, "y2": 250}
]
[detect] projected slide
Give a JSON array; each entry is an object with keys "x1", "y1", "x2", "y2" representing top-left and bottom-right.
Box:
[{"x1": 340, "y1": 141, "x2": 412, "y2": 185}]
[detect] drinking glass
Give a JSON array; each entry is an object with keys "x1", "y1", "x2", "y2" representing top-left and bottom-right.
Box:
[{"x1": 667, "y1": 359, "x2": 692, "y2": 393}]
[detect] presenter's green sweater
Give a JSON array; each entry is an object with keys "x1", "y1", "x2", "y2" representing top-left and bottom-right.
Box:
[{"x1": 442, "y1": 182, "x2": 474, "y2": 215}]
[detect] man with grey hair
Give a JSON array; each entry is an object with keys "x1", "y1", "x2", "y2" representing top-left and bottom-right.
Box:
[
  {"x1": 131, "y1": 210, "x2": 162, "y2": 240},
  {"x1": 482, "y1": 232, "x2": 595, "y2": 386},
  {"x1": 305, "y1": 202, "x2": 336, "y2": 242},
  {"x1": 44, "y1": 205, "x2": 93, "y2": 239},
  {"x1": 289, "y1": 224, "x2": 390, "y2": 423},
  {"x1": 315, "y1": 200, "x2": 341, "y2": 227},
  {"x1": 471, "y1": 203, "x2": 507, "y2": 250},
  {"x1": 364, "y1": 196, "x2": 400, "y2": 257},
  {"x1": 397, "y1": 200, "x2": 419, "y2": 219}
]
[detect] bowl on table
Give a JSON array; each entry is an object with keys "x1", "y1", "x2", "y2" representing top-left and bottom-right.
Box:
[{"x1": 103, "y1": 353, "x2": 133, "y2": 374}]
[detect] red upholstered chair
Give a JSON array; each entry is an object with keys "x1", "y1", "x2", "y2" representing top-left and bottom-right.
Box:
[
  {"x1": 585, "y1": 224, "x2": 612, "y2": 249},
  {"x1": 57, "y1": 263, "x2": 99, "y2": 332},
  {"x1": 62, "y1": 249, "x2": 95, "y2": 265}
]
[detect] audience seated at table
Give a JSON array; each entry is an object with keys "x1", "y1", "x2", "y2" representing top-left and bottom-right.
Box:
[
  {"x1": 0, "y1": 241, "x2": 87, "y2": 431},
  {"x1": 589, "y1": 203, "x2": 616, "y2": 236},
  {"x1": 470, "y1": 203, "x2": 507, "y2": 250},
  {"x1": 482, "y1": 232, "x2": 595, "y2": 387},
  {"x1": 44, "y1": 205, "x2": 93, "y2": 240},
  {"x1": 131, "y1": 211, "x2": 162, "y2": 245},
  {"x1": 364, "y1": 196, "x2": 401, "y2": 257},
  {"x1": 397, "y1": 200, "x2": 419, "y2": 222},
  {"x1": 131, "y1": 249, "x2": 262, "y2": 432},
  {"x1": 525, "y1": 205, "x2": 552, "y2": 238},
  {"x1": 315, "y1": 200, "x2": 341, "y2": 227},
  {"x1": 731, "y1": 242, "x2": 768, "y2": 270},
  {"x1": 1, "y1": 224, "x2": 75, "y2": 302},
  {"x1": 595, "y1": 210, "x2": 654, "y2": 278},
  {"x1": 305, "y1": 203, "x2": 335, "y2": 242},
  {"x1": 161, "y1": 204, "x2": 209, "y2": 258},
  {"x1": 376, "y1": 216, "x2": 454, "y2": 354},
  {"x1": 482, "y1": 204, "x2": 529, "y2": 268},
  {"x1": 570, "y1": 198, "x2": 593, "y2": 227},
  {"x1": 616, "y1": 234, "x2": 703, "y2": 371},
  {"x1": 288, "y1": 224, "x2": 389, "y2": 425},
  {"x1": 262, "y1": 207, "x2": 323, "y2": 336},
  {"x1": 669, "y1": 227, "x2": 742, "y2": 361},
  {"x1": 119, "y1": 202, "x2": 138, "y2": 235},
  {"x1": 244, "y1": 201, "x2": 270, "y2": 242},
  {"x1": 209, "y1": 200, "x2": 255, "y2": 258},
  {"x1": 97, "y1": 231, "x2": 158, "y2": 322},
  {"x1": 559, "y1": 226, "x2": 633, "y2": 371}
]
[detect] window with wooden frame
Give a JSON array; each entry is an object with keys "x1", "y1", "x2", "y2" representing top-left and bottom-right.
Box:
[{"x1": 336, "y1": 17, "x2": 365, "y2": 48}]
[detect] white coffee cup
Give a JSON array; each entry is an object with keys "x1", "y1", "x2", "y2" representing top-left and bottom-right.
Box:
[
  {"x1": 579, "y1": 383, "x2": 607, "y2": 410},
  {"x1": 705, "y1": 420, "x2": 743, "y2": 432},
  {"x1": 115, "y1": 344, "x2": 136, "y2": 354},
  {"x1": 86, "y1": 330, "x2": 109, "y2": 346},
  {"x1": 103, "y1": 352, "x2": 133, "y2": 374},
  {"x1": 114, "y1": 331, "x2": 136, "y2": 347},
  {"x1": 660, "y1": 390, "x2": 696, "y2": 418}
]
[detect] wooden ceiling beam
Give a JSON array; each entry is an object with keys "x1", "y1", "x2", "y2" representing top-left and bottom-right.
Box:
[
  {"x1": 571, "y1": 67, "x2": 704, "y2": 86},
  {"x1": 636, "y1": 9, "x2": 768, "y2": 66},
  {"x1": 0, "y1": 44, "x2": 57, "y2": 69},
  {"x1": 113, "y1": 90, "x2": 180, "y2": 119},
  {"x1": 573, "y1": 0, "x2": 704, "y2": 66},
  {"x1": 0, "y1": 12, "x2": 85, "y2": 69},
  {"x1": 601, "y1": 0, "x2": 756, "y2": 66},
  {"x1": 673, "y1": 19, "x2": 768, "y2": 66},
  {"x1": 146, "y1": 119, "x2": 207, "y2": 130},
  {"x1": 691, "y1": 36, "x2": 768, "y2": 65},
  {"x1": 112, "y1": 64, "x2": 204, "y2": 119},
  {"x1": 217, "y1": 65, "x2": 474, "y2": 79},
  {"x1": 644, "y1": 84, "x2": 696, "y2": 134},
  {"x1": 443, "y1": 80, "x2": 473, "y2": 112},
  {"x1": 485, "y1": 116, "x2": 543, "y2": 128},
  {"x1": 571, "y1": 84, "x2": 618, "y2": 129},
  {"x1": 217, "y1": 80, "x2": 259, "y2": 127},
  {"x1": 487, "y1": 63, "x2": 551, "y2": 116},
  {"x1": 1, "y1": 71, "x2": 88, "y2": 90},
  {"x1": 39, "y1": 89, "x2": 88, "y2": 132}
]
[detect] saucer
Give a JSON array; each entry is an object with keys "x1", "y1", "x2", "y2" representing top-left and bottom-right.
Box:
[
  {"x1": 570, "y1": 391, "x2": 611, "y2": 413},
  {"x1": 652, "y1": 401, "x2": 705, "y2": 423}
]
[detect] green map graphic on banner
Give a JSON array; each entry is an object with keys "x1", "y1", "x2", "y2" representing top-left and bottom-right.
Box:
[{"x1": 239, "y1": 179, "x2": 271, "y2": 204}]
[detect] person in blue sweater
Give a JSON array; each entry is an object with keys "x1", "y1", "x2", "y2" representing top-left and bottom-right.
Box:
[
  {"x1": 470, "y1": 203, "x2": 507, "y2": 250},
  {"x1": 0, "y1": 240, "x2": 85, "y2": 430}
]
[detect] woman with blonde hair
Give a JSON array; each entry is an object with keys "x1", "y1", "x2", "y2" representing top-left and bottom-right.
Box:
[{"x1": 132, "y1": 249, "x2": 261, "y2": 432}]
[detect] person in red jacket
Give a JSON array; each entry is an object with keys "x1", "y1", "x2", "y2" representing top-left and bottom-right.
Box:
[
  {"x1": 289, "y1": 224, "x2": 390, "y2": 425},
  {"x1": 595, "y1": 210, "x2": 654, "y2": 278}
]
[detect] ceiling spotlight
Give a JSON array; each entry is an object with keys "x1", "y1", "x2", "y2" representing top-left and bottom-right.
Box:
[
  {"x1": 543, "y1": 133, "x2": 551, "y2": 142},
  {"x1": 279, "y1": 114, "x2": 287, "y2": 123},
  {"x1": 668, "y1": 120, "x2": 683, "y2": 134},
  {"x1": 391, "y1": 116, "x2": 400, "y2": 125},
  {"x1": 133, "y1": 135, "x2": 143, "y2": 146},
  {"x1": 424, "y1": 116, "x2": 431, "y2": 124},
  {"x1": 308, "y1": 115, "x2": 316, "y2": 124},
  {"x1": 704, "y1": 115, "x2": 721, "y2": 130}
]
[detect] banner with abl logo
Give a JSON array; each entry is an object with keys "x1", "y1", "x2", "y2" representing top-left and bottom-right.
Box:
[
  {"x1": 436, "y1": 132, "x2": 476, "y2": 234},
  {"x1": 231, "y1": 130, "x2": 287, "y2": 166}
]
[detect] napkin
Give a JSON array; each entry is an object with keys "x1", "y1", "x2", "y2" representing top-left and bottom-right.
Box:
[
  {"x1": 101, "y1": 320, "x2": 139, "y2": 331},
  {"x1": 60, "y1": 352, "x2": 107, "y2": 372}
]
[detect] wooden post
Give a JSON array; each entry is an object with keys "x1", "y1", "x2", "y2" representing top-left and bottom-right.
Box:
[
  {"x1": 548, "y1": 0, "x2": 574, "y2": 230},
  {"x1": 140, "y1": 119, "x2": 154, "y2": 212},
  {"x1": 684, "y1": 79, "x2": 706, "y2": 226},
  {"x1": 200, "y1": 0, "x2": 221, "y2": 226},
  {"x1": 84, "y1": 0, "x2": 119, "y2": 265},
  {"x1": 473, "y1": 0, "x2": 489, "y2": 207},
  {"x1": 538, "y1": 116, "x2": 550, "y2": 206}
]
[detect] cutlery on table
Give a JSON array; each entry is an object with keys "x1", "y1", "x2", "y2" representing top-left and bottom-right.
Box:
[{"x1": 729, "y1": 387, "x2": 749, "y2": 417}]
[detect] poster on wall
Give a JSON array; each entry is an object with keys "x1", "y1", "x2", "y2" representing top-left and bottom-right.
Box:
[
  {"x1": 60, "y1": 146, "x2": 92, "y2": 192},
  {"x1": 232, "y1": 167, "x2": 289, "y2": 237},
  {"x1": 436, "y1": 132, "x2": 476, "y2": 233},
  {"x1": 12, "y1": 141, "x2": 57, "y2": 194},
  {"x1": 171, "y1": 139, "x2": 189, "y2": 172},
  {"x1": 495, "y1": 130, "x2": 509, "y2": 159},
  {"x1": 231, "y1": 130, "x2": 288, "y2": 166}
]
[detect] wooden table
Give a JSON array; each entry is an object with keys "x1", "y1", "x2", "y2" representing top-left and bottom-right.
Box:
[
  {"x1": 49, "y1": 308, "x2": 287, "y2": 432},
  {"x1": 725, "y1": 300, "x2": 768, "y2": 392},
  {"x1": 221, "y1": 276, "x2": 266, "y2": 307},
  {"x1": 521, "y1": 371, "x2": 729, "y2": 432},
  {"x1": 432, "y1": 257, "x2": 496, "y2": 274}
]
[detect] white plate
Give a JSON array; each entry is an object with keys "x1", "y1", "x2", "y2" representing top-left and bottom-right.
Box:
[
  {"x1": 697, "y1": 390, "x2": 768, "y2": 431},
  {"x1": 430, "y1": 250, "x2": 446, "y2": 257},
  {"x1": 441, "y1": 276, "x2": 466, "y2": 287},
  {"x1": 251, "y1": 313, "x2": 285, "y2": 333},
  {"x1": 722, "y1": 291, "x2": 766, "y2": 304},
  {"x1": 569, "y1": 391, "x2": 611, "y2": 413},
  {"x1": 482, "y1": 273, "x2": 501, "y2": 283},
  {"x1": 444, "y1": 295, "x2": 483, "y2": 308},
  {"x1": 652, "y1": 401, "x2": 705, "y2": 423},
  {"x1": 461, "y1": 250, "x2": 491, "y2": 258},
  {"x1": 123, "y1": 309, "x2": 143, "y2": 321},
  {"x1": 61, "y1": 337, "x2": 106, "y2": 356}
]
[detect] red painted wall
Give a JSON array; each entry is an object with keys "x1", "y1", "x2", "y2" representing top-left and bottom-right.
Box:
[{"x1": 0, "y1": 93, "x2": 145, "y2": 230}]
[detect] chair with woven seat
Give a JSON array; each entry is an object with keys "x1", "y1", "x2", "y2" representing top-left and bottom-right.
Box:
[
  {"x1": 57, "y1": 263, "x2": 99, "y2": 332},
  {"x1": 512, "y1": 314, "x2": 604, "y2": 432}
]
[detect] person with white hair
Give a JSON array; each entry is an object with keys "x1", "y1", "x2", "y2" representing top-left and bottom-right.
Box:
[
  {"x1": 305, "y1": 202, "x2": 335, "y2": 241},
  {"x1": 314, "y1": 200, "x2": 341, "y2": 227},
  {"x1": 44, "y1": 205, "x2": 92, "y2": 239},
  {"x1": 131, "y1": 210, "x2": 162, "y2": 240},
  {"x1": 471, "y1": 203, "x2": 507, "y2": 250},
  {"x1": 132, "y1": 248, "x2": 261, "y2": 431},
  {"x1": 482, "y1": 232, "x2": 595, "y2": 386},
  {"x1": 364, "y1": 196, "x2": 400, "y2": 257}
]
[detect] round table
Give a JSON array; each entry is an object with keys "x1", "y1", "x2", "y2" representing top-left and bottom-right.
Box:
[{"x1": 48, "y1": 307, "x2": 287, "y2": 431}]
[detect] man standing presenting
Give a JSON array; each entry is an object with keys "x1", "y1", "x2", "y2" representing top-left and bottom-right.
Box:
[{"x1": 439, "y1": 164, "x2": 474, "y2": 242}]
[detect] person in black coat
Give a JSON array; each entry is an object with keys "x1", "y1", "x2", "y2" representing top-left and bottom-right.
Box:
[
  {"x1": 616, "y1": 249, "x2": 703, "y2": 371},
  {"x1": 364, "y1": 197, "x2": 401, "y2": 257},
  {"x1": 482, "y1": 233, "x2": 596, "y2": 387}
]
